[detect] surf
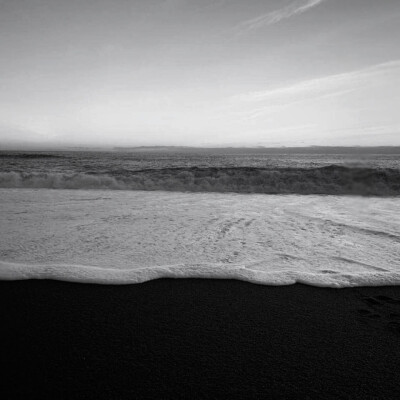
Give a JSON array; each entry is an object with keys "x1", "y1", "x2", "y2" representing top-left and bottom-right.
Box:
[{"x1": 1, "y1": 165, "x2": 399, "y2": 195}]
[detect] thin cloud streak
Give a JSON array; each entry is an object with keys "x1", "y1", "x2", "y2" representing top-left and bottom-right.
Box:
[
  {"x1": 234, "y1": 60, "x2": 400, "y2": 119},
  {"x1": 237, "y1": 0, "x2": 327, "y2": 33},
  {"x1": 238, "y1": 60, "x2": 400, "y2": 102}
]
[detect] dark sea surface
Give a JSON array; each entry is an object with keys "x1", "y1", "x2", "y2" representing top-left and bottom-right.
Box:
[{"x1": 0, "y1": 148, "x2": 399, "y2": 195}]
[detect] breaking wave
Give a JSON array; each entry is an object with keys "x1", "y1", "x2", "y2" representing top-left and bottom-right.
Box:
[
  {"x1": 2, "y1": 261, "x2": 400, "y2": 288},
  {"x1": 1, "y1": 166, "x2": 400, "y2": 196}
]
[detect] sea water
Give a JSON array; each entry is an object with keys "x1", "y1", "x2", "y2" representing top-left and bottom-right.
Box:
[{"x1": 1, "y1": 149, "x2": 399, "y2": 287}]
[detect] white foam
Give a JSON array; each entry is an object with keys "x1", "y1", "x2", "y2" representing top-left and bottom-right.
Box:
[
  {"x1": 1, "y1": 189, "x2": 399, "y2": 288},
  {"x1": 2, "y1": 260, "x2": 400, "y2": 288}
]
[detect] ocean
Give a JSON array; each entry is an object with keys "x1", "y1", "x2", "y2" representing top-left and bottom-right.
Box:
[{"x1": 1, "y1": 148, "x2": 399, "y2": 288}]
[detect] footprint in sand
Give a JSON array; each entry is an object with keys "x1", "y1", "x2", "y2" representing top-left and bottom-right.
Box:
[
  {"x1": 357, "y1": 309, "x2": 381, "y2": 319},
  {"x1": 375, "y1": 295, "x2": 400, "y2": 304},
  {"x1": 358, "y1": 295, "x2": 400, "y2": 334},
  {"x1": 387, "y1": 321, "x2": 400, "y2": 334},
  {"x1": 364, "y1": 297, "x2": 382, "y2": 306}
]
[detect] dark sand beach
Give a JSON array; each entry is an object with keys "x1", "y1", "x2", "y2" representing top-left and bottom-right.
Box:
[{"x1": 2, "y1": 278, "x2": 400, "y2": 399}]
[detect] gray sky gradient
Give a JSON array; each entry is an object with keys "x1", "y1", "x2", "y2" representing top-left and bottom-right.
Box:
[{"x1": 0, "y1": 0, "x2": 399, "y2": 148}]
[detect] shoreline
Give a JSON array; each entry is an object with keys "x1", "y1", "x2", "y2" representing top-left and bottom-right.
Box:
[{"x1": 2, "y1": 278, "x2": 400, "y2": 399}]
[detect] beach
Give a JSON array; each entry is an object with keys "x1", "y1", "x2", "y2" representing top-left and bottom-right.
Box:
[
  {"x1": 2, "y1": 278, "x2": 400, "y2": 399},
  {"x1": 1, "y1": 153, "x2": 400, "y2": 399},
  {"x1": 2, "y1": 0, "x2": 400, "y2": 395}
]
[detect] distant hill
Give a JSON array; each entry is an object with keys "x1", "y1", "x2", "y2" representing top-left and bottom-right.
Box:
[{"x1": 112, "y1": 146, "x2": 400, "y2": 154}]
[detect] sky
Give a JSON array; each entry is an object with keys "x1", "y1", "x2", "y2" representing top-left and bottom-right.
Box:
[{"x1": 0, "y1": 0, "x2": 399, "y2": 148}]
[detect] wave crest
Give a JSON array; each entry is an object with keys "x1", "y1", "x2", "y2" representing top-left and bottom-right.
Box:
[{"x1": 1, "y1": 166, "x2": 399, "y2": 195}]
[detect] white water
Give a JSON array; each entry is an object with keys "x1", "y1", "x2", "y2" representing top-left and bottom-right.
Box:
[{"x1": 1, "y1": 189, "x2": 399, "y2": 287}]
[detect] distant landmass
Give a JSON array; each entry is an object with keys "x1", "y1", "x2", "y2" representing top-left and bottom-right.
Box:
[
  {"x1": 112, "y1": 146, "x2": 400, "y2": 154},
  {"x1": 2, "y1": 144, "x2": 400, "y2": 154}
]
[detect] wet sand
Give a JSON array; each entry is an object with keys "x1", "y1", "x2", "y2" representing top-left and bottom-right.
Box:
[{"x1": 2, "y1": 278, "x2": 400, "y2": 399}]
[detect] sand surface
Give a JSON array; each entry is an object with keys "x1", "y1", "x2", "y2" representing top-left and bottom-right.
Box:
[{"x1": 2, "y1": 279, "x2": 400, "y2": 399}]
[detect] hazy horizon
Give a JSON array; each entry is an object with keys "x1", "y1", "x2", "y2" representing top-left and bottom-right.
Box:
[
  {"x1": 2, "y1": 144, "x2": 400, "y2": 153},
  {"x1": 1, "y1": 0, "x2": 399, "y2": 148}
]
